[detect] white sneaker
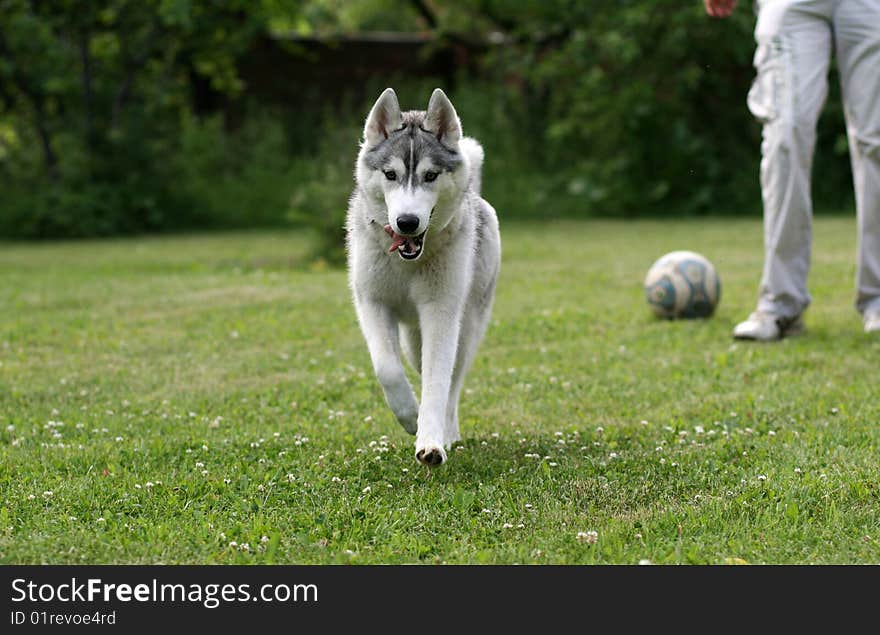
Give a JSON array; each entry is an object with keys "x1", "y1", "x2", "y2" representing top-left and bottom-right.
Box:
[
  {"x1": 865, "y1": 311, "x2": 880, "y2": 333},
  {"x1": 732, "y1": 311, "x2": 804, "y2": 341}
]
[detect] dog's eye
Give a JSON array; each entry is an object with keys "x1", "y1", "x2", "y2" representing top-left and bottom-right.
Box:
[
  {"x1": 423, "y1": 171, "x2": 438, "y2": 182},
  {"x1": 384, "y1": 170, "x2": 397, "y2": 181}
]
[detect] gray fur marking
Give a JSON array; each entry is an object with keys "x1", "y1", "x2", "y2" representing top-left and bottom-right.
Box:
[{"x1": 363, "y1": 111, "x2": 462, "y2": 181}]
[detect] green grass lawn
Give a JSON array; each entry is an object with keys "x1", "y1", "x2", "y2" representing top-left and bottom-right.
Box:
[{"x1": 1, "y1": 217, "x2": 878, "y2": 564}]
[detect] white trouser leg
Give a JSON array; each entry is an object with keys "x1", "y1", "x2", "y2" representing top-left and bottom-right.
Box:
[
  {"x1": 749, "y1": 0, "x2": 834, "y2": 319},
  {"x1": 833, "y1": 0, "x2": 880, "y2": 315}
]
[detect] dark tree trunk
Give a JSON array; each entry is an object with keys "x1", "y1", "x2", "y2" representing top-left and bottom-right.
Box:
[{"x1": 79, "y1": 26, "x2": 96, "y2": 152}]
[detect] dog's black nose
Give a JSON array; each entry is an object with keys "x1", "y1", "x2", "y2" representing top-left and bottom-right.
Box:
[{"x1": 396, "y1": 214, "x2": 420, "y2": 235}]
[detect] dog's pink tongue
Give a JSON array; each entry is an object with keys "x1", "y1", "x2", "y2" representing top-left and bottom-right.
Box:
[{"x1": 383, "y1": 224, "x2": 408, "y2": 253}]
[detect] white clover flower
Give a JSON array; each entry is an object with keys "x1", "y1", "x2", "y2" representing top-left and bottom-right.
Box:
[
  {"x1": 548, "y1": 462, "x2": 558, "y2": 467},
  {"x1": 228, "y1": 541, "x2": 238, "y2": 548},
  {"x1": 481, "y1": 508, "x2": 492, "y2": 514},
  {"x1": 201, "y1": 470, "x2": 208, "y2": 476},
  {"x1": 757, "y1": 474, "x2": 767, "y2": 482},
  {"x1": 195, "y1": 462, "x2": 204, "y2": 468},
  {"x1": 502, "y1": 523, "x2": 514, "y2": 529},
  {"x1": 609, "y1": 452, "x2": 619, "y2": 460},
  {"x1": 257, "y1": 484, "x2": 265, "y2": 492},
  {"x1": 239, "y1": 543, "x2": 250, "y2": 551},
  {"x1": 638, "y1": 559, "x2": 652, "y2": 565},
  {"x1": 261, "y1": 536, "x2": 270, "y2": 544},
  {"x1": 576, "y1": 530, "x2": 598, "y2": 544},
  {"x1": 794, "y1": 468, "x2": 802, "y2": 474},
  {"x1": 144, "y1": 481, "x2": 154, "y2": 488},
  {"x1": 96, "y1": 517, "x2": 105, "y2": 523},
  {"x1": 331, "y1": 476, "x2": 341, "y2": 483},
  {"x1": 27, "y1": 494, "x2": 35, "y2": 500},
  {"x1": 362, "y1": 486, "x2": 371, "y2": 493},
  {"x1": 134, "y1": 484, "x2": 142, "y2": 489}
]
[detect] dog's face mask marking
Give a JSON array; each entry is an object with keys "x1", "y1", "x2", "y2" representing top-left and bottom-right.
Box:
[{"x1": 360, "y1": 88, "x2": 464, "y2": 260}]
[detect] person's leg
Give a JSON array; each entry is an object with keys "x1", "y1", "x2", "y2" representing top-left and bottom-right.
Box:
[
  {"x1": 735, "y1": 0, "x2": 834, "y2": 339},
  {"x1": 832, "y1": 0, "x2": 880, "y2": 328}
]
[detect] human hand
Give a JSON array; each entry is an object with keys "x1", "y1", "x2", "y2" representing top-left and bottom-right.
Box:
[{"x1": 704, "y1": 0, "x2": 737, "y2": 17}]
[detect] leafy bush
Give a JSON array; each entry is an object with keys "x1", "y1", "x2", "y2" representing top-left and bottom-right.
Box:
[
  {"x1": 472, "y1": 1, "x2": 852, "y2": 216},
  {"x1": 0, "y1": 1, "x2": 856, "y2": 245}
]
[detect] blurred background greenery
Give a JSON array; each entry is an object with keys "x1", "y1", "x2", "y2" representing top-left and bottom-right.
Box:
[{"x1": 0, "y1": 0, "x2": 854, "y2": 260}]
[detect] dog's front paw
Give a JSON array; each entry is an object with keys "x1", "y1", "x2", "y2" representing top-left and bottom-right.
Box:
[{"x1": 415, "y1": 442, "x2": 447, "y2": 467}]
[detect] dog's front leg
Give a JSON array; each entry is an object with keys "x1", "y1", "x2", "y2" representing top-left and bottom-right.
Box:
[
  {"x1": 414, "y1": 302, "x2": 461, "y2": 466},
  {"x1": 356, "y1": 300, "x2": 419, "y2": 434}
]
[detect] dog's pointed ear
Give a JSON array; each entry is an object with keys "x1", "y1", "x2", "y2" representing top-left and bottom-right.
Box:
[
  {"x1": 424, "y1": 88, "x2": 461, "y2": 146},
  {"x1": 364, "y1": 88, "x2": 402, "y2": 147}
]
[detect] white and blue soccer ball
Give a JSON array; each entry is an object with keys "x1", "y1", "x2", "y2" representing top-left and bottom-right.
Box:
[{"x1": 644, "y1": 250, "x2": 721, "y2": 319}]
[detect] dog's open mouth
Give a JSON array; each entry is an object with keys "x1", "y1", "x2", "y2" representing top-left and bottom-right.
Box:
[{"x1": 384, "y1": 225, "x2": 426, "y2": 261}]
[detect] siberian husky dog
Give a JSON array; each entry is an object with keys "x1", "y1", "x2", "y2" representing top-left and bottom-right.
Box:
[{"x1": 346, "y1": 88, "x2": 501, "y2": 466}]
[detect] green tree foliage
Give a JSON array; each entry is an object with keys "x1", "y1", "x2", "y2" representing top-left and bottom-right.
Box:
[
  {"x1": 0, "y1": 1, "x2": 854, "y2": 240},
  {"x1": 0, "y1": 0, "x2": 294, "y2": 237}
]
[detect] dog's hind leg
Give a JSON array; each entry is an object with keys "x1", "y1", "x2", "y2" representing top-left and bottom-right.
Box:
[
  {"x1": 399, "y1": 323, "x2": 421, "y2": 375},
  {"x1": 356, "y1": 300, "x2": 419, "y2": 435}
]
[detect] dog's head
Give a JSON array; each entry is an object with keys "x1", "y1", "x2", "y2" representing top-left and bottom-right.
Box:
[{"x1": 356, "y1": 88, "x2": 469, "y2": 261}]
